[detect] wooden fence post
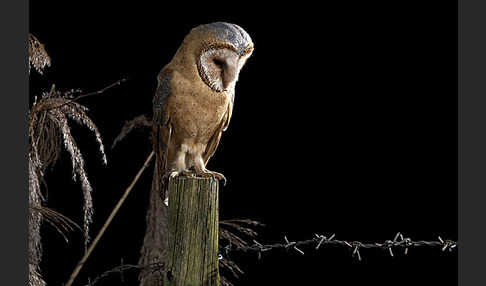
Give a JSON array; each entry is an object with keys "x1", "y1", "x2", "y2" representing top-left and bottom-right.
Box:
[{"x1": 165, "y1": 177, "x2": 220, "y2": 286}]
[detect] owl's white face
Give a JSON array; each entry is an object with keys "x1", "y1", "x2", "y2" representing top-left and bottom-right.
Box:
[{"x1": 198, "y1": 47, "x2": 245, "y2": 92}]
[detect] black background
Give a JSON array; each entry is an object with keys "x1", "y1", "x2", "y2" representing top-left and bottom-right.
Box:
[{"x1": 30, "y1": 1, "x2": 457, "y2": 285}]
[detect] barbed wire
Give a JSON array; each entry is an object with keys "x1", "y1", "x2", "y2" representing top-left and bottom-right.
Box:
[
  {"x1": 82, "y1": 232, "x2": 456, "y2": 286},
  {"x1": 220, "y1": 232, "x2": 457, "y2": 261}
]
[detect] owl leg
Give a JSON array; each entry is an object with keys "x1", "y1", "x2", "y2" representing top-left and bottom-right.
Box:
[
  {"x1": 192, "y1": 157, "x2": 227, "y2": 185},
  {"x1": 163, "y1": 149, "x2": 193, "y2": 180}
]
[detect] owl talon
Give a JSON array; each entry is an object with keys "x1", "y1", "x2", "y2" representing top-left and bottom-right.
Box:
[
  {"x1": 211, "y1": 171, "x2": 226, "y2": 186},
  {"x1": 181, "y1": 170, "x2": 195, "y2": 177},
  {"x1": 192, "y1": 169, "x2": 226, "y2": 186},
  {"x1": 162, "y1": 170, "x2": 183, "y2": 183},
  {"x1": 205, "y1": 171, "x2": 226, "y2": 186},
  {"x1": 161, "y1": 171, "x2": 175, "y2": 180}
]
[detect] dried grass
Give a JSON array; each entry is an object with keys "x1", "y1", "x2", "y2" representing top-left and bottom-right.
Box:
[
  {"x1": 219, "y1": 219, "x2": 264, "y2": 286},
  {"x1": 29, "y1": 34, "x2": 51, "y2": 74},
  {"x1": 30, "y1": 205, "x2": 81, "y2": 243},
  {"x1": 29, "y1": 264, "x2": 46, "y2": 286},
  {"x1": 29, "y1": 84, "x2": 106, "y2": 286},
  {"x1": 29, "y1": 152, "x2": 44, "y2": 286}
]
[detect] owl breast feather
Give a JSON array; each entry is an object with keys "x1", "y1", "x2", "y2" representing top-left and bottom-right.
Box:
[{"x1": 169, "y1": 72, "x2": 230, "y2": 142}]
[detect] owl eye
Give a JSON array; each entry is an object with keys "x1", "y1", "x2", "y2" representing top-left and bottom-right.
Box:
[
  {"x1": 213, "y1": 58, "x2": 225, "y2": 68},
  {"x1": 198, "y1": 48, "x2": 242, "y2": 92}
]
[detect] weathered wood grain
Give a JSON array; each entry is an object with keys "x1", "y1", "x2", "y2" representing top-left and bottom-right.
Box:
[{"x1": 165, "y1": 177, "x2": 220, "y2": 286}]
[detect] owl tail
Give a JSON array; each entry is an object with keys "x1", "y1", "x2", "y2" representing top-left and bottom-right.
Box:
[
  {"x1": 138, "y1": 124, "x2": 169, "y2": 285},
  {"x1": 152, "y1": 124, "x2": 170, "y2": 200}
]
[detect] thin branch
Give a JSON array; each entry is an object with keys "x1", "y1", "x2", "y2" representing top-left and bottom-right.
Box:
[
  {"x1": 35, "y1": 78, "x2": 128, "y2": 113},
  {"x1": 64, "y1": 151, "x2": 155, "y2": 286},
  {"x1": 83, "y1": 262, "x2": 163, "y2": 286}
]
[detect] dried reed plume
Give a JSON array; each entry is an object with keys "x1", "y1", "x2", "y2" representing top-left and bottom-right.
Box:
[
  {"x1": 29, "y1": 83, "x2": 106, "y2": 286},
  {"x1": 29, "y1": 203, "x2": 81, "y2": 286},
  {"x1": 29, "y1": 34, "x2": 51, "y2": 74},
  {"x1": 219, "y1": 219, "x2": 264, "y2": 286},
  {"x1": 111, "y1": 114, "x2": 152, "y2": 150}
]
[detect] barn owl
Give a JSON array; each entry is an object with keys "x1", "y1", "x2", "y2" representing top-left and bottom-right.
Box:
[{"x1": 152, "y1": 22, "x2": 254, "y2": 184}]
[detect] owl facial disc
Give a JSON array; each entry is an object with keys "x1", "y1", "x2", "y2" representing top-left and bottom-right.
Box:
[
  {"x1": 194, "y1": 22, "x2": 254, "y2": 92},
  {"x1": 199, "y1": 48, "x2": 240, "y2": 92}
]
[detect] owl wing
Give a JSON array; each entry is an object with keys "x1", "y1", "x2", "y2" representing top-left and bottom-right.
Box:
[
  {"x1": 203, "y1": 95, "x2": 234, "y2": 165},
  {"x1": 222, "y1": 94, "x2": 234, "y2": 131},
  {"x1": 153, "y1": 68, "x2": 173, "y2": 126},
  {"x1": 152, "y1": 68, "x2": 173, "y2": 171}
]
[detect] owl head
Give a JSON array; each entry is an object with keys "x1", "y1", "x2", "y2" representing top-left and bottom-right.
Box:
[{"x1": 176, "y1": 22, "x2": 254, "y2": 92}]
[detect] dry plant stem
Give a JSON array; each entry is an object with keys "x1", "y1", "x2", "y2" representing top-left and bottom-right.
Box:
[
  {"x1": 38, "y1": 78, "x2": 127, "y2": 113},
  {"x1": 64, "y1": 151, "x2": 154, "y2": 286}
]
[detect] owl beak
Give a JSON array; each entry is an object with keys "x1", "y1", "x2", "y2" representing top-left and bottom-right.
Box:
[{"x1": 222, "y1": 58, "x2": 239, "y2": 90}]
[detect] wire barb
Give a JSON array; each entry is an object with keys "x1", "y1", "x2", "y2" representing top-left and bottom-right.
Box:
[
  {"x1": 351, "y1": 241, "x2": 363, "y2": 261},
  {"x1": 284, "y1": 236, "x2": 304, "y2": 255}
]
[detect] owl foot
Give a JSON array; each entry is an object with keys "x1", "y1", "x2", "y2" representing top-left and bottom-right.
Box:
[
  {"x1": 180, "y1": 170, "x2": 195, "y2": 177},
  {"x1": 161, "y1": 170, "x2": 179, "y2": 183},
  {"x1": 162, "y1": 169, "x2": 194, "y2": 182},
  {"x1": 163, "y1": 169, "x2": 226, "y2": 185},
  {"x1": 194, "y1": 169, "x2": 226, "y2": 186},
  {"x1": 210, "y1": 171, "x2": 226, "y2": 186}
]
